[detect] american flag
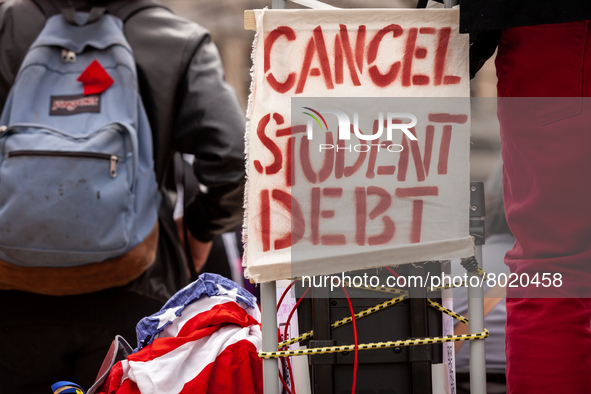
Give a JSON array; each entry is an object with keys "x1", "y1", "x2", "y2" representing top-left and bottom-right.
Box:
[{"x1": 93, "y1": 274, "x2": 263, "y2": 394}]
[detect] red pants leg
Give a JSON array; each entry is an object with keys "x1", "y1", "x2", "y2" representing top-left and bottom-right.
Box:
[{"x1": 496, "y1": 21, "x2": 591, "y2": 393}]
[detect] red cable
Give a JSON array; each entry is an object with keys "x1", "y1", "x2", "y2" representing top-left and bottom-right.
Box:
[
  {"x1": 275, "y1": 280, "x2": 298, "y2": 394},
  {"x1": 276, "y1": 284, "x2": 311, "y2": 394},
  {"x1": 281, "y1": 335, "x2": 296, "y2": 394},
  {"x1": 279, "y1": 284, "x2": 358, "y2": 393},
  {"x1": 385, "y1": 266, "x2": 400, "y2": 278},
  {"x1": 277, "y1": 328, "x2": 293, "y2": 394},
  {"x1": 278, "y1": 366, "x2": 293, "y2": 394},
  {"x1": 341, "y1": 285, "x2": 358, "y2": 394},
  {"x1": 277, "y1": 280, "x2": 297, "y2": 311},
  {"x1": 284, "y1": 351, "x2": 296, "y2": 394},
  {"x1": 283, "y1": 286, "x2": 311, "y2": 394},
  {"x1": 283, "y1": 287, "x2": 311, "y2": 347}
]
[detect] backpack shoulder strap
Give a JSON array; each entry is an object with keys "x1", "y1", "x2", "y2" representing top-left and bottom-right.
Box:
[
  {"x1": 62, "y1": 6, "x2": 106, "y2": 25},
  {"x1": 29, "y1": 0, "x2": 59, "y2": 18},
  {"x1": 107, "y1": 0, "x2": 169, "y2": 22},
  {"x1": 29, "y1": 0, "x2": 169, "y2": 22}
]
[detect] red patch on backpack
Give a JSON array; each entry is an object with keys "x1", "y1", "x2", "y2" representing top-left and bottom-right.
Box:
[{"x1": 77, "y1": 60, "x2": 114, "y2": 96}]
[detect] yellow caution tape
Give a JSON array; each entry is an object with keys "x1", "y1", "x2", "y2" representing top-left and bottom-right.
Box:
[
  {"x1": 278, "y1": 330, "x2": 314, "y2": 349},
  {"x1": 268, "y1": 295, "x2": 487, "y2": 358},
  {"x1": 270, "y1": 266, "x2": 489, "y2": 358},
  {"x1": 261, "y1": 330, "x2": 489, "y2": 359},
  {"x1": 427, "y1": 298, "x2": 470, "y2": 325},
  {"x1": 278, "y1": 294, "x2": 408, "y2": 349},
  {"x1": 330, "y1": 294, "x2": 409, "y2": 329}
]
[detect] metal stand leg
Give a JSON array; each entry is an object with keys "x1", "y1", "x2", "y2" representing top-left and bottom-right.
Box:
[
  {"x1": 468, "y1": 246, "x2": 486, "y2": 394},
  {"x1": 267, "y1": 0, "x2": 285, "y2": 391},
  {"x1": 409, "y1": 264, "x2": 433, "y2": 394},
  {"x1": 261, "y1": 282, "x2": 280, "y2": 394},
  {"x1": 468, "y1": 182, "x2": 486, "y2": 394}
]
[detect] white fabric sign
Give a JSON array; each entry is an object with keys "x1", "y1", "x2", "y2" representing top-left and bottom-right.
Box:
[{"x1": 244, "y1": 9, "x2": 473, "y2": 283}]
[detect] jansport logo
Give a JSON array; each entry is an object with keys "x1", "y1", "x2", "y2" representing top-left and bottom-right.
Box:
[
  {"x1": 50, "y1": 94, "x2": 101, "y2": 116},
  {"x1": 303, "y1": 107, "x2": 417, "y2": 152}
]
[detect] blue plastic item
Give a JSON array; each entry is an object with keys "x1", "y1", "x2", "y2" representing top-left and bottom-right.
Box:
[{"x1": 51, "y1": 381, "x2": 85, "y2": 394}]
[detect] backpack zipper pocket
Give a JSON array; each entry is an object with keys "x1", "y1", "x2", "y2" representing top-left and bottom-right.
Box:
[
  {"x1": 8, "y1": 150, "x2": 119, "y2": 178},
  {"x1": 0, "y1": 123, "x2": 134, "y2": 260}
]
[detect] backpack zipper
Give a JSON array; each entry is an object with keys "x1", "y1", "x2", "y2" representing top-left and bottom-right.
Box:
[{"x1": 8, "y1": 150, "x2": 118, "y2": 178}]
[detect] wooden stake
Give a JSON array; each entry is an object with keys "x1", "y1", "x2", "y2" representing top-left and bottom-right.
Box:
[{"x1": 244, "y1": 10, "x2": 256, "y2": 30}]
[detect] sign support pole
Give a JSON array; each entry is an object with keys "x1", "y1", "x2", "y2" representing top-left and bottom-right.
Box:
[
  {"x1": 261, "y1": 0, "x2": 285, "y2": 391},
  {"x1": 468, "y1": 181, "x2": 487, "y2": 394},
  {"x1": 261, "y1": 281, "x2": 280, "y2": 394}
]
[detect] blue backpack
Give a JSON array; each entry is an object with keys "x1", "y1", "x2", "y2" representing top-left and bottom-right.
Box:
[{"x1": 0, "y1": 8, "x2": 160, "y2": 267}]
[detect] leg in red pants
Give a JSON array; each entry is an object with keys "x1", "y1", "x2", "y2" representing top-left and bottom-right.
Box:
[{"x1": 496, "y1": 21, "x2": 591, "y2": 393}]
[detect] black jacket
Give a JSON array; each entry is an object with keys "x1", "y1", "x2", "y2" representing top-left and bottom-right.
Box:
[
  {"x1": 461, "y1": 0, "x2": 591, "y2": 33},
  {"x1": 439, "y1": 1, "x2": 591, "y2": 77},
  {"x1": 0, "y1": 0, "x2": 246, "y2": 301}
]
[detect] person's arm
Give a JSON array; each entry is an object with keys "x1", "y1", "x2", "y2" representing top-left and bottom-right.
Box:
[
  {"x1": 0, "y1": 0, "x2": 45, "y2": 111},
  {"x1": 172, "y1": 34, "x2": 246, "y2": 270},
  {"x1": 469, "y1": 30, "x2": 501, "y2": 78}
]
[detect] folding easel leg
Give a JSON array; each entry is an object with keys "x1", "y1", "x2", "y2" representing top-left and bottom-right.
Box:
[
  {"x1": 261, "y1": 282, "x2": 280, "y2": 394},
  {"x1": 468, "y1": 245, "x2": 486, "y2": 394}
]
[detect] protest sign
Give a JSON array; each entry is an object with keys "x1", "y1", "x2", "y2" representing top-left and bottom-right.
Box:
[{"x1": 245, "y1": 9, "x2": 473, "y2": 283}]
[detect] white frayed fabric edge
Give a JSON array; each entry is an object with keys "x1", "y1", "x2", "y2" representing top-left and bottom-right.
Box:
[{"x1": 242, "y1": 8, "x2": 267, "y2": 281}]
